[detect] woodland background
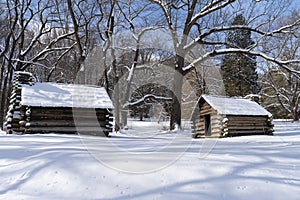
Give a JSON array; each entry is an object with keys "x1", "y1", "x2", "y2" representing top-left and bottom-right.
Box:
[{"x1": 1, "y1": 0, "x2": 300, "y2": 130}]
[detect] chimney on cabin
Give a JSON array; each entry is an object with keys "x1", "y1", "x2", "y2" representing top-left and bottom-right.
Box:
[{"x1": 244, "y1": 94, "x2": 261, "y2": 105}]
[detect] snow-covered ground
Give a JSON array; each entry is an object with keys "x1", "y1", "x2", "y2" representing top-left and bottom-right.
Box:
[{"x1": 0, "y1": 119, "x2": 299, "y2": 200}]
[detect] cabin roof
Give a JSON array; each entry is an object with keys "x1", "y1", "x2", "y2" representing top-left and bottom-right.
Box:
[
  {"x1": 20, "y1": 82, "x2": 114, "y2": 109},
  {"x1": 201, "y1": 95, "x2": 271, "y2": 116}
]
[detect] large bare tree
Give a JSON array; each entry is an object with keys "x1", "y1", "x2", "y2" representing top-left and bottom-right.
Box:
[{"x1": 148, "y1": 0, "x2": 300, "y2": 129}]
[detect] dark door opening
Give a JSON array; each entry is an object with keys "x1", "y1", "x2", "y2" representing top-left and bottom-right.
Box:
[{"x1": 204, "y1": 115, "x2": 211, "y2": 136}]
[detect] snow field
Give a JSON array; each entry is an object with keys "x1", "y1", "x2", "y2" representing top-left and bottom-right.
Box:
[{"x1": 0, "y1": 120, "x2": 299, "y2": 200}]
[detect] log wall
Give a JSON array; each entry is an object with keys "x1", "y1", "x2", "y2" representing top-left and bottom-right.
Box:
[
  {"x1": 5, "y1": 72, "x2": 32, "y2": 134},
  {"x1": 192, "y1": 100, "x2": 274, "y2": 138},
  {"x1": 22, "y1": 107, "x2": 113, "y2": 136},
  {"x1": 5, "y1": 72, "x2": 113, "y2": 137},
  {"x1": 222, "y1": 115, "x2": 273, "y2": 136},
  {"x1": 192, "y1": 102, "x2": 223, "y2": 138}
]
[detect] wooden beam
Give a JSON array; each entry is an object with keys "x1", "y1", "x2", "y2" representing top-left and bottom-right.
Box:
[
  {"x1": 227, "y1": 116, "x2": 268, "y2": 121},
  {"x1": 26, "y1": 126, "x2": 112, "y2": 134},
  {"x1": 29, "y1": 107, "x2": 112, "y2": 115},
  {"x1": 226, "y1": 126, "x2": 273, "y2": 130},
  {"x1": 28, "y1": 114, "x2": 111, "y2": 121},
  {"x1": 228, "y1": 130, "x2": 273, "y2": 135},
  {"x1": 26, "y1": 120, "x2": 112, "y2": 127}
]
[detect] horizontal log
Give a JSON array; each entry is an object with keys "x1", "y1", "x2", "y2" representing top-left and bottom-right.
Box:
[
  {"x1": 192, "y1": 127, "x2": 204, "y2": 132},
  {"x1": 19, "y1": 121, "x2": 26, "y2": 126},
  {"x1": 200, "y1": 110, "x2": 217, "y2": 116},
  {"x1": 12, "y1": 118, "x2": 21, "y2": 123},
  {"x1": 207, "y1": 131, "x2": 222, "y2": 136},
  {"x1": 226, "y1": 126, "x2": 273, "y2": 131},
  {"x1": 192, "y1": 133, "x2": 205, "y2": 138},
  {"x1": 196, "y1": 115, "x2": 222, "y2": 121},
  {"x1": 25, "y1": 126, "x2": 112, "y2": 134},
  {"x1": 12, "y1": 127, "x2": 26, "y2": 132},
  {"x1": 25, "y1": 111, "x2": 112, "y2": 118},
  {"x1": 76, "y1": 117, "x2": 113, "y2": 123},
  {"x1": 27, "y1": 114, "x2": 112, "y2": 121},
  {"x1": 25, "y1": 120, "x2": 112, "y2": 128},
  {"x1": 226, "y1": 120, "x2": 270, "y2": 125},
  {"x1": 227, "y1": 116, "x2": 268, "y2": 121},
  {"x1": 201, "y1": 103, "x2": 211, "y2": 108},
  {"x1": 193, "y1": 118, "x2": 204, "y2": 123},
  {"x1": 192, "y1": 127, "x2": 221, "y2": 133},
  {"x1": 228, "y1": 130, "x2": 272, "y2": 136},
  {"x1": 211, "y1": 115, "x2": 223, "y2": 120},
  {"x1": 222, "y1": 123, "x2": 274, "y2": 127},
  {"x1": 193, "y1": 125, "x2": 222, "y2": 132},
  {"x1": 226, "y1": 120, "x2": 270, "y2": 124},
  {"x1": 195, "y1": 116, "x2": 222, "y2": 122},
  {"x1": 29, "y1": 107, "x2": 112, "y2": 115},
  {"x1": 11, "y1": 123, "x2": 20, "y2": 128},
  {"x1": 193, "y1": 121, "x2": 222, "y2": 128}
]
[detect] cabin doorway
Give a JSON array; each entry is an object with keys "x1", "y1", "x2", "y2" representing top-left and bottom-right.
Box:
[{"x1": 204, "y1": 115, "x2": 211, "y2": 136}]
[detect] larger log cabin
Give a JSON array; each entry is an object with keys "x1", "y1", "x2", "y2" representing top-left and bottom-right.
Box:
[
  {"x1": 191, "y1": 95, "x2": 274, "y2": 138},
  {"x1": 5, "y1": 71, "x2": 114, "y2": 136}
]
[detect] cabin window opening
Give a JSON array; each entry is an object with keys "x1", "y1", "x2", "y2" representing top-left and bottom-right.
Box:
[{"x1": 204, "y1": 114, "x2": 211, "y2": 136}]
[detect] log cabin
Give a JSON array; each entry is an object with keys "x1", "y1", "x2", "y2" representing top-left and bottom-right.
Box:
[
  {"x1": 191, "y1": 95, "x2": 274, "y2": 138},
  {"x1": 5, "y1": 71, "x2": 113, "y2": 136}
]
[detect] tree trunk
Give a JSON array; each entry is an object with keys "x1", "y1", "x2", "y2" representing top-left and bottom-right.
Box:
[
  {"x1": 170, "y1": 55, "x2": 184, "y2": 130},
  {"x1": 0, "y1": 64, "x2": 5, "y2": 128},
  {"x1": 121, "y1": 43, "x2": 140, "y2": 128},
  {"x1": 170, "y1": 72, "x2": 183, "y2": 130},
  {"x1": 0, "y1": 69, "x2": 11, "y2": 129},
  {"x1": 139, "y1": 111, "x2": 143, "y2": 121},
  {"x1": 112, "y1": 54, "x2": 120, "y2": 131},
  {"x1": 293, "y1": 94, "x2": 300, "y2": 121},
  {"x1": 121, "y1": 110, "x2": 128, "y2": 127},
  {"x1": 114, "y1": 84, "x2": 121, "y2": 132},
  {"x1": 293, "y1": 113, "x2": 300, "y2": 121}
]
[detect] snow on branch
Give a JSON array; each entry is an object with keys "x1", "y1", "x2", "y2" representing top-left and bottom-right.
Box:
[
  {"x1": 20, "y1": 32, "x2": 75, "y2": 71},
  {"x1": 189, "y1": 0, "x2": 234, "y2": 27},
  {"x1": 183, "y1": 48, "x2": 300, "y2": 77},
  {"x1": 149, "y1": 0, "x2": 173, "y2": 29},
  {"x1": 149, "y1": 0, "x2": 178, "y2": 45},
  {"x1": 184, "y1": 21, "x2": 300, "y2": 51},
  {"x1": 124, "y1": 94, "x2": 172, "y2": 108}
]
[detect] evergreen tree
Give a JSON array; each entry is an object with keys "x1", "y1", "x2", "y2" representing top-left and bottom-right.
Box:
[{"x1": 221, "y1": 14, "x2": 259, "y2": 97}]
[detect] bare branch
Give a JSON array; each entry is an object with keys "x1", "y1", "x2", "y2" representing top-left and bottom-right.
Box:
[
  {"x1": 124, "y1": 94, "x2": 172, "y2": 107},
  {"x1": 184, "y1": 48, "x2": 300, "y2": 77}
]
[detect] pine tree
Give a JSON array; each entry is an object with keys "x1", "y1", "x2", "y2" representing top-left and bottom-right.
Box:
[{"x1": 221, "y1": 14, "x2": 259, "y2": 97}]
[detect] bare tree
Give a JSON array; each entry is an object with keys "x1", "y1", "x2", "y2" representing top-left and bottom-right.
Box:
[
  {"x1": 1, "y1": 0, "x2": 300, "y2": 130},
  {"x1": 0, "y1": 0, "x2": 81, "y2": 127},
  {"x1": 148, "y1": 0, "x2": 300, "y2": 129},
  {"x1": 261, "y1": 10, "x2": 300, "y2": 121},
  {"x1": 0, "y1": 0, "x2": 72, "y2": 127}
]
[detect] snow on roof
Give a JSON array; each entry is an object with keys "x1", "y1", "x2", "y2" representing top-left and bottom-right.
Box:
[
  {"x1": 201, "y1": 95, "x2": 271, "y2": 116},
  {"x1": 20, "y1": 82, "x2": 114, "y2": 109}
]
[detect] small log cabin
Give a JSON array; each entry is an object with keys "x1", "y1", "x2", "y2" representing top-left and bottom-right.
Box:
[
  {"x1": 191, "y1": 95, "x2": 274, "y2": 138},
  {"x1": 6, "y1": 71, "x2": 113, "y2": 136}
]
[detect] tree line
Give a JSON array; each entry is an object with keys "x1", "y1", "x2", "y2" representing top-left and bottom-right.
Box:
[{"x1": 1, "y1": 0, "x2": 300, "y2": 130}]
